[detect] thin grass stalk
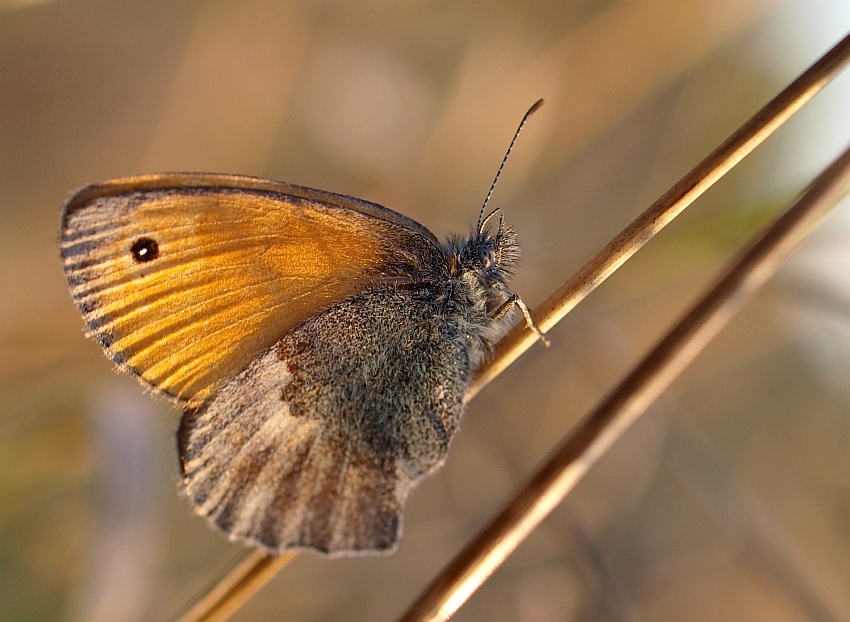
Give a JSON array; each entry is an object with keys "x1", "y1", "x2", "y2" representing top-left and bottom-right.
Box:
[{"x1": 173, "y1": 551, "x2": 296, "y2": 622}]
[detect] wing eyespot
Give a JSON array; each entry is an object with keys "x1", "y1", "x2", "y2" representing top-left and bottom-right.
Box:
[{"x1": 131, "y1": 237, "x2": 159, "y2": 263}]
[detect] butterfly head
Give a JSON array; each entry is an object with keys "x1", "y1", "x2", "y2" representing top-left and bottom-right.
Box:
[{"x1": 447, "y1": 212, "x2": 520, "y2": 320}]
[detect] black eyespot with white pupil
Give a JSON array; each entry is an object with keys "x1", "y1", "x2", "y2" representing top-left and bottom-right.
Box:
[{"x1": 131, "y1": 237, "x2": 159, "y2": 263}]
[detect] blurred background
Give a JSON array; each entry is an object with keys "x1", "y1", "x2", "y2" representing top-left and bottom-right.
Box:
[{"x1": 2, "y1": 0, "x2": 850, "y2": 620}]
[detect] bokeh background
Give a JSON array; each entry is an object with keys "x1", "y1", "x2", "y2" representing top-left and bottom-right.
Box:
[{"x1": 2, "y1": 0, "x2": 850, "y2": 620}]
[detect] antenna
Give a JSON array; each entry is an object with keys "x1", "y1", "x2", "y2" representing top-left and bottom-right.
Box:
[{"x1": 477, "y1": 98, "x2": 544, "y2": 234}]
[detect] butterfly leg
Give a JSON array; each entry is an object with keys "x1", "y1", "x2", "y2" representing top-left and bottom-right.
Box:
[{"x1": 492, "y1": 294, "x2": 550, "y2": 346}]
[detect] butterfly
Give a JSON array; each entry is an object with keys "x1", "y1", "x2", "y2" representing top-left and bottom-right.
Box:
[{"x1": 59, "y1": 101, "x2": 546, "y2": 556}]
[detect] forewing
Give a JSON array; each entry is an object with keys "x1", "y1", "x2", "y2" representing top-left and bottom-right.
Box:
[{"x1": 60, "y1": 173, "x2": 440, "y2": 405}]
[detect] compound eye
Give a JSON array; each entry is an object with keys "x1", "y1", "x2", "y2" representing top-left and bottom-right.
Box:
[{"x1": 479, "y1": 245, "x2": 496, "y2": 270}]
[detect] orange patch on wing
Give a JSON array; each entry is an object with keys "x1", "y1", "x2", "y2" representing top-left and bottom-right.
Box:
[{"x1": 60, "y1": 177, "x2": 419, "y2": 405}]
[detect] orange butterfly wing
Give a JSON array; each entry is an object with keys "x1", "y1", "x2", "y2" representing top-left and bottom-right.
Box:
[{"x1": 60, "y1": 173, "x2": 441, "y2": 406}]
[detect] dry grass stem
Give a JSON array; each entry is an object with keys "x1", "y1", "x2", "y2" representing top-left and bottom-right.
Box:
[
  {"x1": 174, "y1": 550, "x2": 296, "y2": 622},
  {"x1": 173, "y1": 30, "x2": 850, "y2": 622}
]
